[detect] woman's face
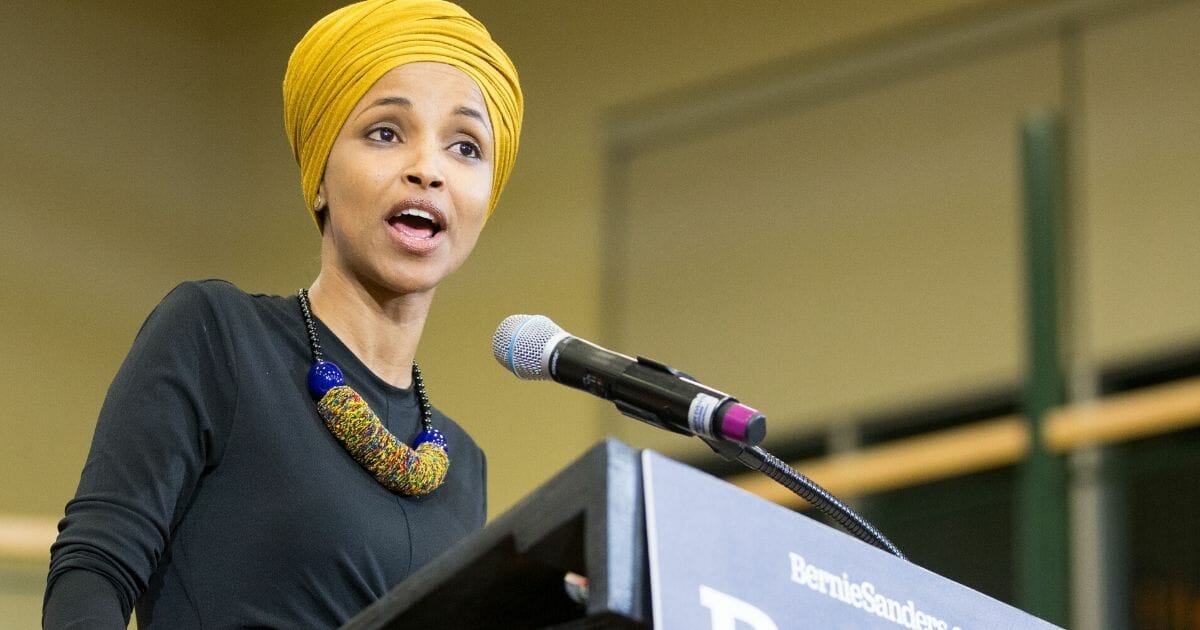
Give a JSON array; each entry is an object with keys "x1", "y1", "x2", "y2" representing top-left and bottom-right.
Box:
[{"x1": 319, "y1": 61, "x2": 494, "y2": 298}]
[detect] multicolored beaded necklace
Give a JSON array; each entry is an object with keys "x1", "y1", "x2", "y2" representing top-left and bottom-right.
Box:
[{"x1": 298, "y1": 288, "x2": 449, "y2": 496}]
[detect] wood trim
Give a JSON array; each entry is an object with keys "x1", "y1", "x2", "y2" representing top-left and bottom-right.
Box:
[
  {"x1": 729, "y1": 416, "x2": 1030, "y2": 508},
  {"x1": 1044, "y1": 375, "x2": 1200, "y2": 451},
  {"x1": 729, "y1": 375, "x2": 1200, "y2": 508},
  {"x1": 0, "y1": 515, "x2": 57, "y2": 562}
]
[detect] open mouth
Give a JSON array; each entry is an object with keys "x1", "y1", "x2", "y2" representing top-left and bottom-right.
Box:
[{"x1": 389, "y1": 208, "x2": 443, "y2": 240}]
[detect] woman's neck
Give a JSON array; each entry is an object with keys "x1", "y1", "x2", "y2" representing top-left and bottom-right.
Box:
[{"x1": 306, "y1": 272, "x2": 434, "y2": 389}]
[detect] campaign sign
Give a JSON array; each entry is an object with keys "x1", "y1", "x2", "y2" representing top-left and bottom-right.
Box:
[{"x1": 641, "y1": 450, "x2": 1061, "y2": 630}]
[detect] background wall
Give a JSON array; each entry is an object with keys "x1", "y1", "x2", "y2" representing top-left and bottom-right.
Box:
[
  {"x1": 602, "y1": 0, "x2": 1200, "y2": 464},
  {"x1": 3, "y1": 0, "x2": 1197, "y2": 627}
]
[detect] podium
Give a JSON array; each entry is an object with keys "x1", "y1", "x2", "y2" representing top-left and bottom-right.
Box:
[{"x1": 341, "y1": 439, "x2": 1060, "y2": 629}]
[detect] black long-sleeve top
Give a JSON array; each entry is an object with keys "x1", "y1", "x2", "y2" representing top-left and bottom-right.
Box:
[{"x1": 44, "y1": 280, "x2": 486, "y2": 628}]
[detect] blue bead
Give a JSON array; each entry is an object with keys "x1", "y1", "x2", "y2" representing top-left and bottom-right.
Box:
[
  {"x1": 307, "y1": 360, "x2": 345, "y2": 398},
  {"x1": 414, "y1": 428, "x2": 448, "y2": 453}
]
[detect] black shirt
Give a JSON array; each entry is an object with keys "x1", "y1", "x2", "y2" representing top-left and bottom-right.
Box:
[{"x1": 45, "y1": 280, "x2": 486, "y2": 628}]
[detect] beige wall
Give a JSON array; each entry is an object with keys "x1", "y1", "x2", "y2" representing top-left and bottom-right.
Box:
[
  {"x1": 4, "y1": 0, "x2": 1197, "y2": 626},
  {"x1": 602, "y1": 0, "x2": 1200, "y2": 460},
  {"x1": 609, "y1": 35, "x2": 1061, "y2": 457}
]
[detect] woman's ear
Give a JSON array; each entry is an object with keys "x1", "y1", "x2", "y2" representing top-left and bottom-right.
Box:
[
  {"x1": 316, "y1": 182, "x2": 329, "y2": 232},
  {"x1": 315, "y1": 181, "x2": 328, "y2": 213}
]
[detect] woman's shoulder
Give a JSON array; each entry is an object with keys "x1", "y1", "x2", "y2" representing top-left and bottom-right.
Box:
[
  {"x1": 144, "y1": 279, "x2": 298, "y2": 339},
  {"x1": 158, "y1": 279, "x2": 293, "y2": 316},
  {"x1": 162, "y1": 278, "x2": 270, "y2": 305}
]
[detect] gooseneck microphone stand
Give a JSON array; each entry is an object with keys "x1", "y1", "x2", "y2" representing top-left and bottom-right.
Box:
[{"x1": 703, "y1": 437, "x2": 906, "y2": 560}]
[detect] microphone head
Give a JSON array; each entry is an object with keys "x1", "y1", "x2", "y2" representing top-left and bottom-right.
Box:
[{"x1": 492, "y1": 314, "x2": 568, "y2": 380}]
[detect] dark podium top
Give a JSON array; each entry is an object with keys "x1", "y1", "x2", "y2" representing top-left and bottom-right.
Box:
[{"x1": 341, "y1": 439, "x2": 650, "y2": 629}]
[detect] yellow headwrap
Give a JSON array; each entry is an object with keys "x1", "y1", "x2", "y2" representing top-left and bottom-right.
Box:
[{"x1": 283, "y1": 0, "x2": 523, "y2": 226}]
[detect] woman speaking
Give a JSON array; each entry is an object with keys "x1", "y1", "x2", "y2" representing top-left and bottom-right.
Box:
[{"x1": 44, "y1": 1, "x2": 522, "y2": 626}]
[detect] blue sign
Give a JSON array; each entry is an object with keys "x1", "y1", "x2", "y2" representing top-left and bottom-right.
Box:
[{"x1": 642, "y1": 450, "x2": 1061, "y2": 630}]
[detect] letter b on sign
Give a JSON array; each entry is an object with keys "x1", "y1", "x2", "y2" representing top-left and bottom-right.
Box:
[{"x1": 699, "y1": 585, "x2": 778, "y2": 630}]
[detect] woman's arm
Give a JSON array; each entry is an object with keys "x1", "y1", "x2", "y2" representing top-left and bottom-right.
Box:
[
  {"x1": 42, "y1": 571, "x2": 125, "y2": 629},
  {"x1": 44, "y1": 282, "x2": 237, "y2": 627}
]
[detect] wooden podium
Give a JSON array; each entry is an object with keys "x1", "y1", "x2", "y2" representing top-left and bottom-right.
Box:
[{"x1": 340, "y1": 439, "x2": 1059, "y2": 629}]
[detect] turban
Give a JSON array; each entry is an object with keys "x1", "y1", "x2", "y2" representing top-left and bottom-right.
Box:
[{"x1": 283, "y1": 0, "x2": 523, "y2": 226}]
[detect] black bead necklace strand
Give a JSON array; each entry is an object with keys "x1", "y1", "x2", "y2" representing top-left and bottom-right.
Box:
[
  {"x1": 297, "y1": 288, "x2": 449, "y2": 496},
  {"x1": 298, "y1": 288, "x2": 433, "y2": 433}
]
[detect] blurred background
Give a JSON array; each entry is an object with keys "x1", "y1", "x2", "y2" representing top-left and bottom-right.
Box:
[{"x1": 3, "y1": 0, "x2": 1198, "y2": 627}]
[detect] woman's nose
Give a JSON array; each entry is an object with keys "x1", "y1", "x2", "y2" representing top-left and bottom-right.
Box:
[{"x1": 403, "y1": 146, "x2": 444, "y2": 189}]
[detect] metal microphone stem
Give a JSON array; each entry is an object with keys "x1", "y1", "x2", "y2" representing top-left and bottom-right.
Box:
[{"x1": 702, "y1": 437, "x2": 906, "y2": 560}]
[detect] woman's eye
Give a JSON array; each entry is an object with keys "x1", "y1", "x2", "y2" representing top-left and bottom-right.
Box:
[
  {"x1": 453, "y1": 141, "x2": 481, "y2": 159},
  {"x1": 367, "y1": 127, "x2": 399, "y2": 143}
]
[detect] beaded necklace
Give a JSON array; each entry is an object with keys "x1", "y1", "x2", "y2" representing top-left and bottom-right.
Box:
[{"x1": 298, "y1": 288, "x2": 449, "y2": 496}]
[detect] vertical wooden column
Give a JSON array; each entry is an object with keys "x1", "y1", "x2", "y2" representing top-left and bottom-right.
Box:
[{"x1": 1017, "y1": 113, "x2": 1071, "y2": 625}]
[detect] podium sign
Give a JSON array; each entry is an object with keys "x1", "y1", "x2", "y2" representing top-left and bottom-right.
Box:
[{"x1": 642, "y1": 450, "x2": 1061, "y2": 630}]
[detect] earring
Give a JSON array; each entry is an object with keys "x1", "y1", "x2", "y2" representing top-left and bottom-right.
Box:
[{"x1": 313, "y1": 192, "x2": 326, "y2": 212}]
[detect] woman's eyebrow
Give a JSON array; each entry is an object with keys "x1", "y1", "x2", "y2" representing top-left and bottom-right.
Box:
[
  {"x1": 455, "y1": 106, "x2": 486, "y2": 125},
  {"x1": 359, "y1": 96, "x2": 412, "y2": 117},
  {"x1": 358, "y1": 98, "x2": 486, "y2": 128}
]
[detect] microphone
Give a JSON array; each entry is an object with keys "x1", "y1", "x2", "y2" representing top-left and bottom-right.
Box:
[{"x1": 492, "y1": 314, "x2": 766, "y2": 445}]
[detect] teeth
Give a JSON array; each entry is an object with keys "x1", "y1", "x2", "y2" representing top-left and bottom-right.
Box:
[{"x1": 399, "y1": 208, "x2": 438, "y2": 225}]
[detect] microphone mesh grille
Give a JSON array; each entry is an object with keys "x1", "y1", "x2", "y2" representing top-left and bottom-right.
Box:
[{"x1": 492, "y1": 314, "x2": 563, "y2": 380}]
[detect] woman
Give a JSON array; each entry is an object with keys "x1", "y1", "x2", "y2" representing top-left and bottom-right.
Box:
[{"x1": 43, "y1": 1, "x2": 522, "y2": 627}]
